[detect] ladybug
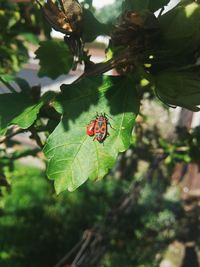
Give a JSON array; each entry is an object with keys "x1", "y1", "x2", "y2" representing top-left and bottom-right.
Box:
[
  {"x1": 86, "y1": 120, "x2": 96, "y2": 136},
  {"x1": 94, "y1": 113, "x2": 112, "y2": 143}
]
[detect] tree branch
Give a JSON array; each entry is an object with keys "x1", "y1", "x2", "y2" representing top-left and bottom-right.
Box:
[
  {"x1": 53, "y1": 239, "x2": 84, "y2": 267},
  {"x1": 0, "y1": 127, "x2": 24, "y2": 144},
  {"x1": 29, "y1": 126, "x2": 44, "y2": 148},
  {"x1": 74, "y1": 49, "x2": 134, "y2": 83},
  {"x1": 0, "y1": 77, "x2": 17, "y2": 93}
]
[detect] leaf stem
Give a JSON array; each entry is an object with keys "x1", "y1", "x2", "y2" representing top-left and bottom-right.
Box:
[{"x1": 74, "y1": 49, "x2": 134, "y2": 83}]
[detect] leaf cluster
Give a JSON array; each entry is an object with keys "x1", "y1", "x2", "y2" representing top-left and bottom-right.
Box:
[
  {"x1": 1, "y1": 0, "x2": 200, "y2": 193},
  {"x1": 0, "y1": 0, "x2": 50, "y2": 75}
]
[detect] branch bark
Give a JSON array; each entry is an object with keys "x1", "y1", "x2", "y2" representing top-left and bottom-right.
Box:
[{"x1": 0, "y1": 127, "x2": 24, "y2": 144}]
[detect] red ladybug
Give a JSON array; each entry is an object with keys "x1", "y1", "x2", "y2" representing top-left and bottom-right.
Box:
[{"x1": 86, "y1": 120, "x2": 96, "y2": 136}]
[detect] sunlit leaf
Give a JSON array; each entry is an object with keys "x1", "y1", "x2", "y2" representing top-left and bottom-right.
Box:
[
  {"x1": 0, "y1": 91, "x2": 56, "y2": 136},
  {"x1": 158, "y1": 2, "x2": 200, "y2": 55},
  {"x1": 43, "y1": 75, "x2": 140, "y2": 193}
]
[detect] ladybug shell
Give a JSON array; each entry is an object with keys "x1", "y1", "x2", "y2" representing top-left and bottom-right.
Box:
[
  {"x1": 86, "y1": 120, "x2": 96, "y2": 136},
  {"x1": 94, "y1": 115, "x2": 107, "y2": 142}
]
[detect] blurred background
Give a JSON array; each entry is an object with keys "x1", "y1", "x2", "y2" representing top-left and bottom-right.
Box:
[{"x1": 0, "y1": 0, "x2": 200, "y2": 267}]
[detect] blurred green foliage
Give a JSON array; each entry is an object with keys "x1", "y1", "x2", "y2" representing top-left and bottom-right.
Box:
[
  {"x1": 0, "y1": 158, "x2": 183, "y2": 267},
  {"x1": 95, "y1": 0, "x2": 122, "y2": 23},
  {"x1": 0, "y1": 163, "x2": 123, "y2": 267},
  {"x1": 0, "y1": 0, "x2": 50, "y2": 75}
]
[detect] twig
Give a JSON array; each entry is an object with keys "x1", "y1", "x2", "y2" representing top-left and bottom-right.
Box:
[
  {"x1": 0, "y1": 125, "x2": 48, "y2": 145},
  {"x1": 0, "y1": 127, "x2": 24, "y2": 144},
  {"x1": 71, "y1": 231, "x2": 94, "y2": 266},
  {"x1": 11, "y1": 147, "x2": 40, "y2": 160},
  {"x1": 0, "y1": 77, "x2": 17, "y2": 93},
  {"x1": 0, "y1": 173, "x2": 9, "y2": 187},
  {"x1": 29, "y1": 126, "x2": 44, "y2": 148},
  {"x1": 150, "y1": 146, "x2": 190, "y2": 154},
  {"x1": 74, "y1": 49, "x2": 134, "y2": 83},
  {"x1": 53, "y1": 239, "x2": 84, "y2": 267}
]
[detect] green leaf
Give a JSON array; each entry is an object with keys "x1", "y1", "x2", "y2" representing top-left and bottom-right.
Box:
[
  {"x1": 43, "y1": 76, "x2": 139, "y2": 193},
  {"x1": 158, "y1": 2, "x2": 200, "y2": 55},
  {"x1": 149, "y1": 0, "x2": 171, "y2": 12},
  {"x1": 0, "y1": 91, "x2": 56, "y2": 136},
  {"x1": 154, "y1": 69, "x2": 200, "y2": 111},
  {"x1": 35, "y1": 40, "x2": 73, "y2": 79},
  {"x1": 82, "y1": 9, "x2": 113, "y2": 42},
  {"x1": 122, "y1": 0, "x2": 171, "y2": 12}
]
